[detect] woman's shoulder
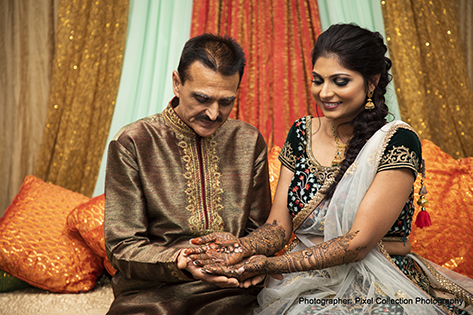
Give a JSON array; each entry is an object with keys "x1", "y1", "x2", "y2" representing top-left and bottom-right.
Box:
[
  {"x1": 383, "y1": 121, "x2": 421, "y2": 152},
  {"x1": 378, "y1": 121, "x2": 422, "y2": 175}
]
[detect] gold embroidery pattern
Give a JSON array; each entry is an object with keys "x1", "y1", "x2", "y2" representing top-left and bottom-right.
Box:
[
  {"x1": 346, "y1": 161, "x2": 358, "y2": 175},
  {"x1": 201, "y1": 137, "x2": 225, "y2": 233},
  {"x1": 163, "y1": 103, "x2": 195, "y2": 136},
  {"x1": 279, "y1": 141, "x2": 296, "y2": 171},
  {"x1": 292, "y1": 192, "x2": 327, "y2": 232},
  {"x1": 164, "y1": 104, "x2": 225, "y2": 236},
  {"x1": 178, "y1": 135, "x2": 225, "y2": 236},
  {"x1": 415, "y1": 255, "x2": 473, "y2": 307},
  {"x1": 377, "y1": 124, "x2": 419, "y2": 168},
  {"x1": 305, "y1": 116, "x2": 339, "y2": 191},
  {"x1": 368, "y1": 149, "x2": 378, "y2": 166},
  {"x1": 379, "y1": 145, "x2": 419, "y2": 174}
]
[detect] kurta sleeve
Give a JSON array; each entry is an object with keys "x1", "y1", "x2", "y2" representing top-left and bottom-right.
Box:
[
  {"x1": 104, "y1": 139, "x2": 191, "y2": 283},
  {"x1": 244, "y1": 133, "x2": 272, "y2": 234}
]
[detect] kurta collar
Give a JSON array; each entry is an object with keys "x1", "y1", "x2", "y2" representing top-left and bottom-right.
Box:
[{"x1": 163, "y1": 97, "x2": 197, "y2": 136}]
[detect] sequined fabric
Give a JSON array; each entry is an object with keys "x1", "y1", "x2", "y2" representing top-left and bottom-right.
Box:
[
  {"x1": 33, "y1": 0, "x2": 129, "y2": 197},
  {"x1": 67, "y1": 194, "x2": 116, "y2": 276},
  {"x1": 381, "y1": 0, "x2": 473, "y2": 159},
  {"x1": 411, "y1": 139, "x2": 473, "y2": 279},
  {"x1": 0, "y1": 175, "x2": 103, "y2": 293}
]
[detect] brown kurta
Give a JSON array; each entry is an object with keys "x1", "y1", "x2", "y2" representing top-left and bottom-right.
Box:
[{"x1": 104, "y1": 99, "x2": 272, "y2": 314}]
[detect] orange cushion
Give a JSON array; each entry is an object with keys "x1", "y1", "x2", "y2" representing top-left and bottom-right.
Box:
[
  {"x1": 411, "y1": 140, "x2": 473, "y2": 278},
  {"x1": 0, "y1": 175, "x2": 103, "y2": 292},
  {"x1": 67, "y1": 194, "x2": 117, "y2": 276}
]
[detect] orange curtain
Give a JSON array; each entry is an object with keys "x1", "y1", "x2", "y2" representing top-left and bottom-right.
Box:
[{"x1": 191, "y1": 0, "x2": 322, "y2": 148}]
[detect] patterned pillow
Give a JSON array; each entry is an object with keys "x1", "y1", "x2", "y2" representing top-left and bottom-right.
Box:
[
  {"x1": 0, "y1": 175, "x2": 103, "y2": 292},
  {"x1": 67, "y1": 194, "x2": 117, "y2": 276},
  {"x1": 410, "y1": 140, "x2": 473, "y2": 279}
]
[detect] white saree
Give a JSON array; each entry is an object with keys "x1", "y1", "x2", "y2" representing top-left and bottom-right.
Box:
[{"x1": 256, "y1": 121, "x2": 472, "y2": 315}]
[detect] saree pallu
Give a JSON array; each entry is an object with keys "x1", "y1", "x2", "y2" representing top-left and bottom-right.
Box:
[{"x1": 256, "y1": 121, "x2": 473, "y2": 315}]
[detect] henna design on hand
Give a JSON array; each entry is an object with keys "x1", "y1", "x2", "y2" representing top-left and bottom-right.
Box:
[
  {"x1": 183, "y1": 232, "x2": 244, "y2": 266},
  {"x1": 240, "y1": 220, "x2": 287, "y2": 257},
  {"x1": 202, "y1": 255, "x2": 268, "y2": 282},
  {"x1": 184, "y1": 220, "x2": 287, "y2": 267},
  {"x1": 204, "y1": 230, "x2": 365, "y2": 280},
  {"x1": 269, "y1": 230, "x2": 364, "y2": 273}
]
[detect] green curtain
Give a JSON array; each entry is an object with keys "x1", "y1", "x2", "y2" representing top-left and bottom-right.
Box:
[
  {"x1": 93, "y1": 0, "x2": 193, "y2": 196},
  {"x1": 316, "y1": 0, "x2": 401, "y2": 121}
]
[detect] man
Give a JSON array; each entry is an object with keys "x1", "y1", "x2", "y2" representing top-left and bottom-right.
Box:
[{"x1": 104, "y1": 33, "x2": 272, "y2": 314}]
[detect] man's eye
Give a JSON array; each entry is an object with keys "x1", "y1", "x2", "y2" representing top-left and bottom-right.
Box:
[
  {"x1": 220, "y1": 100, "x2": 234, "y2": 106},
  {"x1": 196, "y1": 97, "x2": 209, "y2": 103}
]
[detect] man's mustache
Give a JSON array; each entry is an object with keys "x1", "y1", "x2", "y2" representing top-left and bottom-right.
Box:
[{"x1": 196, "y1": 114, "x2": 223, "y2": 123}]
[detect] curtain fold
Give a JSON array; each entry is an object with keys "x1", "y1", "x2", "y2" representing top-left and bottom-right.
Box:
[
  {"x1": 316, "y1": 0, "x2": 401, "y2": 121},
  {"x1": 0, "y1": 0, "x2": 57, "y2": 216},
  {"x1": 382, "y1": 0, "x2": 473, "y2": 158},
  {"x1": 92, "y1": 0, "x2": 193, "y2": 196},
  {"x1": 191, "y1": 0, "x2": 322, "y2": 148},
  {"x1": 33, "y1": 0, "x2": 129, "y2": 197},
  {"x1": 457, "y1": 0, "x2": 473, "y2": 92}
]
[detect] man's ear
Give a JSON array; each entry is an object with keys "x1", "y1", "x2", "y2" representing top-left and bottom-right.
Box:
[{"x1": 172, "y1": 70, "x2": 181, "y2": 98}]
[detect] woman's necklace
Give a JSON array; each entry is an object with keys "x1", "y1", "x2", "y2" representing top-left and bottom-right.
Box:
[{"x1": 331, "y1": 123, "x2": 346, "y2": 166}]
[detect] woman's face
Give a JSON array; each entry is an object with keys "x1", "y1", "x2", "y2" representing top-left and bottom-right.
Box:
[{"x1": 311, "y1": 55, "x2": 374, "y2": 125}]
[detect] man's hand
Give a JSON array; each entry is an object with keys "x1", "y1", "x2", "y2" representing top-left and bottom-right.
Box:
[
  {"x1": 183, "y1": 232, "x2": 249, "y2": 266},
  {"x1": 177, "y1": 250, "x2": 240, "y2": 288},
  {"x1": 239, "y1": 275, "x2": 266, "y2": 288},
  {"x1": 201, "y1": 255, "x2": 268, "y2": 282}
]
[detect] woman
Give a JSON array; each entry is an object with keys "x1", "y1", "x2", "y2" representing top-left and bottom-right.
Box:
[{"x1": 184, "y1": 24, "x2": 473, "y2": 314}]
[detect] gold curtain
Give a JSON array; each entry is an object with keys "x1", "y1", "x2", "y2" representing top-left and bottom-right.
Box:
[
  {"x1": 381, "y1": 0, "x2": 473, "y2": 158},
  {"x1": 457, "y1": 0, "x2": 473, "y2": 91},
  {"x1": 0, "y1": 0, "x2": 57, "y2": 216},
  {"x1": 34, "y1": 0, "x2": 129, "y2": 197}
]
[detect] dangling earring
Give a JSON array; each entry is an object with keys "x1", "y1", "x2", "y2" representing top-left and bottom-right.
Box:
[{"x1": 365, "y1": 90, "x2": 375, "y2": 110}]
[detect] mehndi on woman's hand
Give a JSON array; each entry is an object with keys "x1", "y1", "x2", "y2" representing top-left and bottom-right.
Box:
[
  {"x1": 201, "y1": 255, "x2": 269, "y2": 282},
  {"x1": 183, "y1": 232, "x2": 250, "y2": 266}
]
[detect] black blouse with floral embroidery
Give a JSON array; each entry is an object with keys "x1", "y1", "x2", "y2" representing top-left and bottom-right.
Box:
[{"x1": 279, "y1": 116, "x2": 422, "y2": 241}]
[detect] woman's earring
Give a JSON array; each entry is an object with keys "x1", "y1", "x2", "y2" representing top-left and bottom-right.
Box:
[{"x1": 365, "y1": 90, "x2": 375, "y2": 110}]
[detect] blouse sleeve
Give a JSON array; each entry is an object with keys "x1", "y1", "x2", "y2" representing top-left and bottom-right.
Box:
[
  {"x1": 378, "y1": 127, "x2": 422, "y2": 177},
  {"x1": 278, "y1": 118, "x2": 304, "y2": 172}
]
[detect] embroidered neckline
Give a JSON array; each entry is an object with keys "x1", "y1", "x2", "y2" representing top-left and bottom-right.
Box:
[
  {"x1": 305, "y1": 116, "x2": 340, "y2": 186},
  {"x1": 162, "y1": 100, "x2": 196, "y2": 136}
]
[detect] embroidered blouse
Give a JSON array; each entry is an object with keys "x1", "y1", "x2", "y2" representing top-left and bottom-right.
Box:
[{"x1": 279, "y1": 116, "x2": 421, "y2": 240}]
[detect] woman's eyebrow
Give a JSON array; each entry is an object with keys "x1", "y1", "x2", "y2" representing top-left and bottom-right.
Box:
[{"x1": 312, "y1": 71, "x2": 352, "y2": 78}]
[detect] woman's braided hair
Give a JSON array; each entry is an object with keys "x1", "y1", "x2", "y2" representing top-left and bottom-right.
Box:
[{"x1": 311, "y1": 23, "x2": 393, "y2": 198}]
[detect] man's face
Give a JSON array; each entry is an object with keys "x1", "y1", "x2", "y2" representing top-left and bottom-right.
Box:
[{"x1": 172, "y1": 61, "x2": 240, "y2": 137}]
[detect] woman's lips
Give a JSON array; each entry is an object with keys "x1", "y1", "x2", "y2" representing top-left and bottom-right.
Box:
[{"x1": 322, "y1": 101, "x2": 342, "y2": 109}]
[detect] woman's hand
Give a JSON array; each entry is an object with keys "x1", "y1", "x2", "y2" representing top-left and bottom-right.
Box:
[
  {"x1": 202, "y1": 255, "x2": 268, "y2": 282},
  {"x1": 183, "y1": 232, "x2": 250, "y2": 266}
]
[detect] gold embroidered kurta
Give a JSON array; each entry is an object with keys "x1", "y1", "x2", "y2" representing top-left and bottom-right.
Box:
[{"x1": 104, "y1": 99, "x2": 271, "y2": 314}]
